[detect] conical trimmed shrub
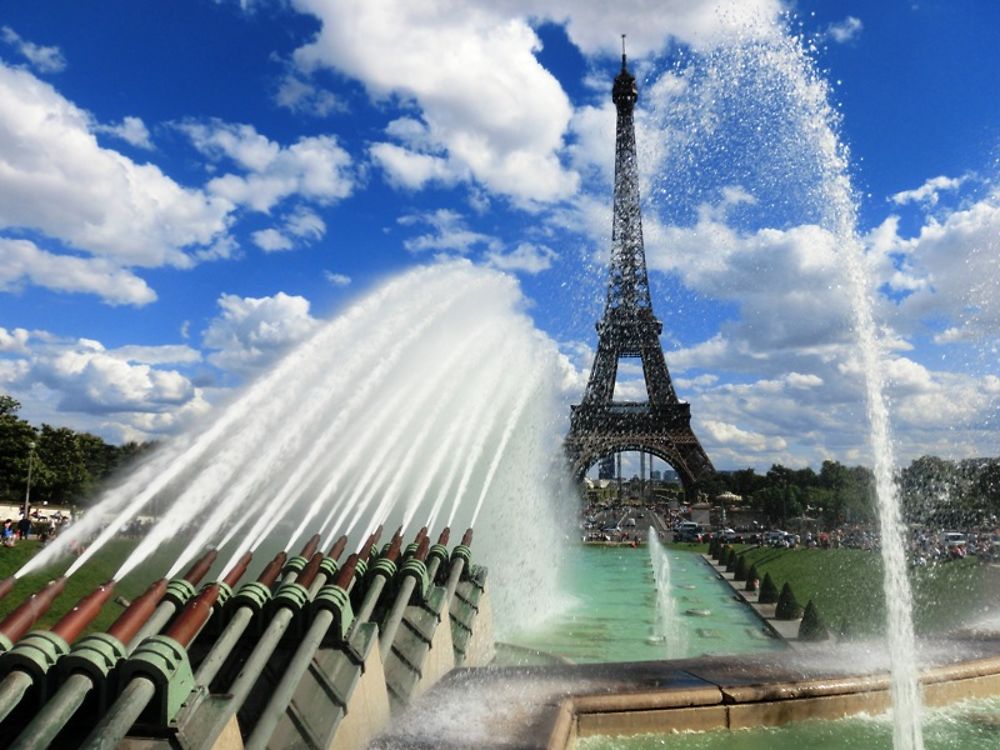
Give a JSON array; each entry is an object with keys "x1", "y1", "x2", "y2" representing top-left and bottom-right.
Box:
[
  {"x1": 798, "y1": 599, "x2": 830, "y2": 641},
  {"x1": 725, "y1": 549, "x2": 739, "y2": 573},
  {"x1": 709, "y1": 537, "x2": 720, "y2": 558},
  {"x1": 775, "y1": 582, "x2": 804, "y2": 620},
  {"x1": 758, "y1": 572, "x2": 779, "y2": 604},
  {"x1": 745, "y1": 564, "x2": 759, "y2": 592},
  {"x1": 733, "y1": 553, "x2": 749, "y2": 581}
]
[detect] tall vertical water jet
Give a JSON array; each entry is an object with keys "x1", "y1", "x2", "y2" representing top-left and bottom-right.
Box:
[
  {"x1": 647, "y1": 527, "x2": 683, "y2": 654},
  {"x1": 642, "y1": 21, "x2": 925, "y2": 748}
]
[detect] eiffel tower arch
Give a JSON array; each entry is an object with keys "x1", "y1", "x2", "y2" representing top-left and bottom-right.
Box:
[{"x1": 565, "y1": 43, "x2": 713, "y2": 497}]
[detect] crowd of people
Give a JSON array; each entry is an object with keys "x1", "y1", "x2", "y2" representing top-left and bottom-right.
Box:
[{"x1": 1, "y1": 509, "x2": 71, "y2": 547}]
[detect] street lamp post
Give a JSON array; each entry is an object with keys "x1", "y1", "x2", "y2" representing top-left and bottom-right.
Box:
[{"x1": 23, "y1": 440, "x2": 35, "y2": 520}]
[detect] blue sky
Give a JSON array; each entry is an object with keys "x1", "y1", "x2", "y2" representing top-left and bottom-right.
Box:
[{"x1": 0, "y1": 0, "x2": 998, "y2": 471}]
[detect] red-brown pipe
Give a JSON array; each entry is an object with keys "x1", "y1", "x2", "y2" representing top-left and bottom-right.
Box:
[
  {"x1": 165, "y1": 584, "x2": 220, "y2": 648},
  {"x1": 384, "y1": 531, "x2": 403, "y2": 565},
  {"x1": 333, "y1": 553, "x2": 359, "y2": 590},
  {"x1": 0, "y1": 577, "x2": 67, "y2": 644},
  {"x1": 295, "y1": 552, "x2": 326, "y2": 590},
  {"x1": 414, "y1": 526, "x2": 429, "y2": 546},
  {"x1": 461, "y1": 528, "x2": 474, "y2": 547},
  {"x1": 413, "y1": 536, "x2": 431, "y2": 563},
  {"x1": 436, "y1": 527, "x2": 451, "y2": 547},
  {"x1": 51, "y1": 581, "x2": 116, "y2": 643},
  {"x1": 0, "y1": 576, "x2": 15, "y2": 601},
  {"x1": 182, "y1": 549, "x2": 219, "y2": 586},
  {"x1": 299, "y1": 533, "x2": 322, "y2": 559},
  {"x1": 326, "y1": 534, "x2": 348, "y2": 562},
  {"x1": 358, "y1": 529, "x2": 381, "y2": 561},
  {"x1": 222, "y1": 551, "x2": 253, "y2": 588},
  {"x1": 107, "y1": 579, "x2": 168, "y2": 647},
  {"x1": 256, "y1": 551, "x2": 287, "y2": 588}
]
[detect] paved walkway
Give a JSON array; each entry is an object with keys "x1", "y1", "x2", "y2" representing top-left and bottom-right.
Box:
[{"x1": 701, "y1": 553, "x2": 805, "y2": 646}]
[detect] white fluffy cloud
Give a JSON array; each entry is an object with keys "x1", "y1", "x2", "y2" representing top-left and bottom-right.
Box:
[
  {"x1": 0, "y1": 238, "x2": 157, "y2": 305},
  {"x1": 1, "y1": 26, "x2": 66, "y2": 73},
  {"x1": 289, "y1": 0, "x2": 579, "y2": 203},
  {"x1": 399, "y1": 209, "x2": 500, "y2": 255},
  {"x1": 0, "y1": 62, "x2": 233, "y2": 268},
  {"x1": 485, "y1": 242, "x2": 558, "y2": 274},
  {"x1": 0, "y1": 332, "x2": 204, "y2": 427},
  {"x1": 825, "y1": 16, "x2": 863, "y2": 44},
  {"x1": 203, "y1": 291, "x2": 320, "y2": 373},
  {"x1": 94, "y1": 115, "x2": 153, "y2": 149},
  {"x1": 180, "y1": 119, "x2": 354, "y2": 212},
  {"x1": 891, "y1": 174, "x2": 966, "y2": 207}
]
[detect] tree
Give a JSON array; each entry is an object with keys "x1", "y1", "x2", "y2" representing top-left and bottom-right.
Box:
[
  {"x1": 34, "y1": 425, "x2": 89, "y2": 504},
  {"x1": 0, "y1": 396, "x2": 38, "y2": 503}
]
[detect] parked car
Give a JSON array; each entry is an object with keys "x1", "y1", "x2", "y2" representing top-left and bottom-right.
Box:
[{"x1": 674, "y1": 521, "x2": 702, "y2": 543}]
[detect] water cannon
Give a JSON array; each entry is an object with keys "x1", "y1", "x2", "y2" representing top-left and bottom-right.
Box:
[
  {"x1": 327, "y1": 534, "x2": 348, "y2": 561},
  {"x1": 127, "y1": 549, "x2": 218, "y2": 648},
  {"x1": 0, "y1": 580, "x2": 109, "y2": 724},
  {"x1": 426, "y1": 527, "x2": 451, "y2": 582},
  {"x1": 281, "y1": 533, "x2": 322, "y2": 581},
  {"x1": 0, "y1": 576, "x2": 15, "y2": 602},
  {"x1": 0, "y1": 578, "x2": 67, "y2": 653},
  {"x1": 378, "y1": 536, "x2": 432, "y2": 656},
  {"x1": 405, "y1": 526, "x2": 429, "y2": 558}
]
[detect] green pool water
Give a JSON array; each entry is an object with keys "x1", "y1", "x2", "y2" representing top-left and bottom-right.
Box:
[
  {"x1": 577, "y1": 697, "x2": 1000, "y2": 749},
  {"x1": 506, "y1": 544, "x2": 784, "y2": 663}
]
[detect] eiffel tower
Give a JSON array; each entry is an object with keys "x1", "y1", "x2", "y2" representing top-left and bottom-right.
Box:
[{"x1": 565, "y1": 43, "x2": 713, "y2": 496}]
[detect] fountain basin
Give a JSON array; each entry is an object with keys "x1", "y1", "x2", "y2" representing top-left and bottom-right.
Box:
[{"x1": 373, "y1": 638, "x2": 1000, "y2": 748}]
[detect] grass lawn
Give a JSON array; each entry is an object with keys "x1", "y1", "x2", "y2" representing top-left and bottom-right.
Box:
[
  {"x1": 730, "y1": 545, "x2": 1000, "y2": 636},
  {"x1": 0, "y1": 537, "x2": 190, "y2": 636}
]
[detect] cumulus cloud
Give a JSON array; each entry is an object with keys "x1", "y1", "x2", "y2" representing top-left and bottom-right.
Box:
[
  {"x1": 250, "y1": 206, "x2": 327, "y2": 253},
  {"x1": 890, "y1": 174, "x2": 966, "y2": 207},
  {"x1": 825, "y1": 16, "x2": 863, "y2": 44},
  {"x1": 179, "y1": 119, "x2": 354, "y2": 212},
  {"x1": 0, "y1": 332, "x2": 203, "y2": 423},
  {"x1": 1, "y1": 26, "x2": 66, "y2": 73},
  {"x1": 888, "y1": 190, "x2": 1000, "y2": 344},
  {"x1": 485, "y1": 242, "x2": 558, "y2": 274},
  {"x1": 0, "y1": 61, "x2": 233, "y2": 271},
  {"x1": 0, "y1": 326, "x2": 29, "y2": 353},
  {"x1": 0, "y1": 238, "x2": 156, "y2": 306},
  {"x1": 289, "y1": 0, "x2": 579, "y2": 203},
  {"x1": 202, "y1": 291, "x2": 320, "y2": 373},
  {"x1": 399, "y1": 209, "x2": 501, "y2": 255},
  {"x1": 703, "y1": 419, "x2": 787, "y2": 452},
  {"x1": 251, "y1": 228, "x2": 294, "y2": 252},
  {"x1": 94, "y1": 115, "x2": 153, "y2": 149}
]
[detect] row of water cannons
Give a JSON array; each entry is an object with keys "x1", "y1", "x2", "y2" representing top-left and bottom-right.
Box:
[{"x1": 0, "y1": 525, "x2": 476, "y2": 749}]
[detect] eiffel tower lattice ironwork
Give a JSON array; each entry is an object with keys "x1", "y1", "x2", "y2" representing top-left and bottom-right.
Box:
[{"x1": 565, "y1": 44, "x2": 714, "y2": 495}]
